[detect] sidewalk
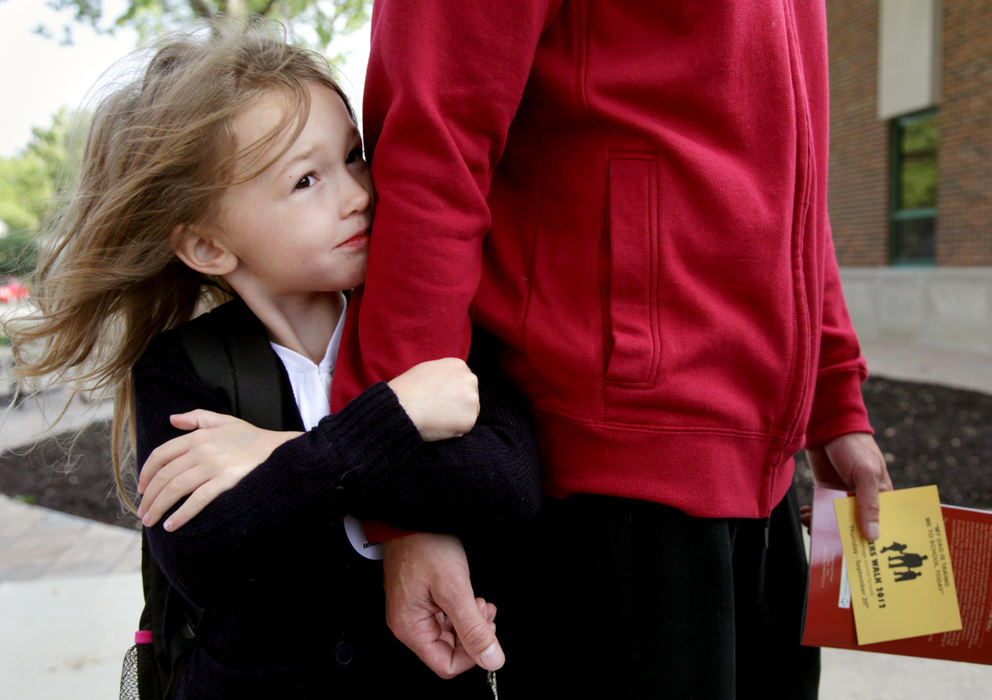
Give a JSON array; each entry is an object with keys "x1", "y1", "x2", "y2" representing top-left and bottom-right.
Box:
[
  {"x1": 0, "y1": 496, "x2": 141, "y2": 698},
  {"x1": 1, "y1": 389, "x2": 141, "y2": 698},
  {"x1": 861, "y1": 339, "x2": 992, "y2": 395},
  {"x1": 1, "y1": 341, "x2": 990, "y2": 698}
]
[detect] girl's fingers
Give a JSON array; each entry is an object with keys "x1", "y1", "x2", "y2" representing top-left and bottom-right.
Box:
[
  {"x1": 139, "y1": 455, "x2": 205, "y2": 524},
  {"x1": 139, "y1": 433, "x2": 197, "y2": 493},
  {"x1": 141, "y1": 412, "x2": 243, "y2": 493},
  {"x1": 162, "y1": 480, "x2": 228, "y2": 531},
  {"x1": 140, "y1": 446, "x2": 254, "y2": 527},
  {"x1": 169, "y1": 409, "x2": 242, "y2": 431},
  {"x1": 141, "y1": 466, "x2": 212, "y2": 527},
  {"x1": 140, "y1": 432, "x2": 230, "y2": 509},
  {"x1": 139, "y1": 420, "x2": 293, "y2": 529},
  {"x1": 139, "y1": 453, "x2": 188, "y2": 517}
]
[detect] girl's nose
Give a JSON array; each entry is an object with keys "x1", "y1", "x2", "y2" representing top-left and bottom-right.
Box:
[{"x1": 341, "y1": 174, "x2": 372, "y2": 216}]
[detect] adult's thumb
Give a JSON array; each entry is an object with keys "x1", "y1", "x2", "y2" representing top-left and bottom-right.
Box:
[{"x1": 447, "y1": 598, "x2": 505, "y2": 670}]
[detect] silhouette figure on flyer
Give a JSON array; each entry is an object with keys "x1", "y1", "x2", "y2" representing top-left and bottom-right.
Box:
[{"x1": 882, "y1": 541, "x2": 929, "y2": 582}]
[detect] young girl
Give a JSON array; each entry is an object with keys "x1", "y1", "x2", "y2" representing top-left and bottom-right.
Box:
[{"x1": 7, "y1": 21, "x2": 538, "y2": 698}]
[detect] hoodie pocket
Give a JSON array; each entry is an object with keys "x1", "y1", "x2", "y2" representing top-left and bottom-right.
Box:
[{"x1": 604, "y1": 154, "x2": 659, "y2": 386}]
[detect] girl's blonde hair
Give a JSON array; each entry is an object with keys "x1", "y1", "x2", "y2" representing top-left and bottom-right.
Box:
[{"x1": 6, "y1": 19, "x2": 354, "y2": 511}]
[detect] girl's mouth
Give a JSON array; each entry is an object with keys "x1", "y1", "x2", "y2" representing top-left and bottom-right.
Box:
[{"x1": 339, "y1": 232, "x2": 370, "y2": 249}]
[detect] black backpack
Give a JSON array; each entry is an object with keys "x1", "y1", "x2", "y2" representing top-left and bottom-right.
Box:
[{"x1": 121, "y1": 300, "x2": 290, "y2": 699}]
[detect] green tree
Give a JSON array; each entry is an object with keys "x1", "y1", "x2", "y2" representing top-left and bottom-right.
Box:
[
  {"x1": 40, "y1": 0, "x2": 370, "y2": 52},
  {"x1": 0, "y1": 109, "x2": 84, "y2": 278}
]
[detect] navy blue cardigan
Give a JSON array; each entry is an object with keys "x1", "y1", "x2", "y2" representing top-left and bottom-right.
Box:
[{"x1": 132, "y1": 302, "x2": 540, "y2": 698}]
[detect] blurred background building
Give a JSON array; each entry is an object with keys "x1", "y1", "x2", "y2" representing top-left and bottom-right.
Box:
[{"x1": 827, "y1": 0, "x2": 992, "y2": 353}]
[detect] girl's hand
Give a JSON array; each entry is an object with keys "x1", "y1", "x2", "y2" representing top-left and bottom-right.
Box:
[
  {"x1": 137, "y1": 410, "x2": 301, "y2": 531},
  {"x1": 387, "y1": 358, "x2": 480, "y2": 441}
]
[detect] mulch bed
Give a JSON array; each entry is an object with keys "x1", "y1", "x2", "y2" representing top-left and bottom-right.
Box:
[
  {"x1": 796, "y1": 376, "x2": 992, "y2": 510},
  {"x1": 1, "y1": 376, "x2": 990, "y2": 531},
  {"x1": 0, "y1": 418, "x2": 141, "y2": 530}
]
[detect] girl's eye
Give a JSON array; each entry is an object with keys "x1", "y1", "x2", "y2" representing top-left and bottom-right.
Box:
[
  {"x1": 294, "y1": 173, "x2": 317, "y2": 190},
  {"x1": 346, "y1": 147, "x2": 365, "y2": 165}
]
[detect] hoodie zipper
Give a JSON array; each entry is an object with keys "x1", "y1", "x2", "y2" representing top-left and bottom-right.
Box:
[{"x1": 766, "y1": 0, "x2": 816, "y2": 510}]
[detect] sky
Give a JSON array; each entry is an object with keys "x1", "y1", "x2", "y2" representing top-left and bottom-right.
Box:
[{"x1": 0, "y1": 0, "x2": 370, "y2": 158}]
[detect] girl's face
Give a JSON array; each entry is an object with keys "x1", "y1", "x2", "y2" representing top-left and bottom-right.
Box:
[{"x1": 213, "y1": 83, "x2": 375, "y2": 300}]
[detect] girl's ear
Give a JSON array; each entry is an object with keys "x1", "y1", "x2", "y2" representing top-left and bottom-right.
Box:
[{"x1": 171, "y1": 224, "x2": 238, "y2": 276}]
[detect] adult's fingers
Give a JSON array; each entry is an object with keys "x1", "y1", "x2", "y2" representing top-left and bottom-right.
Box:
[
  {"x1": 806, "y1": 447, "x2": 846, "y2": 490},
  {"x1": 389, "y1": 603, "x2": 478, "y2": 678},
  {"x1": 853, "y1": 471, "x2": 884, "y2": 541},
  {"x1": 476, "y1": 597, "x2": 497, "y2": 623},
  {"x1": 435, "y1": 578, "x2": 505, "y2": 671},
  {"x1": 824, "y1": 433, "x2": 893, "y2": 541}
]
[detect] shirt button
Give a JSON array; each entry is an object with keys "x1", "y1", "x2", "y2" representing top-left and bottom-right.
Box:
[{"x1": 334, "y1": 641, "x2": 355, "y2": 666}]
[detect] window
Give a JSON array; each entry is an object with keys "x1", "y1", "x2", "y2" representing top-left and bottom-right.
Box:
[{"x1": 891, "y1": 110, "x2": 938, "y2": 264}]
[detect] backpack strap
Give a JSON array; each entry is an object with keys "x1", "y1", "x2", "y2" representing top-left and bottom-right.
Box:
[
  {"x1": 178, "y1": 299, "x2": 286, "y2": 431},
  {"x1": 137, "y1": 299, "x2": 291, "y2": 698}
]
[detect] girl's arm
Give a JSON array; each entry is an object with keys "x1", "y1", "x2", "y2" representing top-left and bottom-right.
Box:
[
  {"x1": 137, "y1": 356, "x2": 479, "y2": 530},
  {"x1": 350, "y1": 337, "x2": 542, "y2": 534},
  {"x1": 134, "y1": 329, "x2": 539, "y2": 607}
]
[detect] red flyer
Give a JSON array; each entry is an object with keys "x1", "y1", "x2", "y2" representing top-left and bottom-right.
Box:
[{"x1": 802, "y1": 486, "x2": 992, "y2": 664}]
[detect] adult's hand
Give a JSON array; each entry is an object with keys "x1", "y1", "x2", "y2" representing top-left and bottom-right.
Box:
[
  {"x1": 806, "y1": 431, "x2": 893, "y2": 540},
  {"x1": 382, "y1": 532, "x2": 504, "y2": 678}
]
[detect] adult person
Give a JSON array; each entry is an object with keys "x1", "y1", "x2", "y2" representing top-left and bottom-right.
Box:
[{"x1": 332, "y1": 1, "x2": 894, "y2": 696}]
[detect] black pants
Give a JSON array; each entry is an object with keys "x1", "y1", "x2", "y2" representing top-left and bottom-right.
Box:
[{"x1": 475, "y1": 483, "x2": 820, "y2": 699}]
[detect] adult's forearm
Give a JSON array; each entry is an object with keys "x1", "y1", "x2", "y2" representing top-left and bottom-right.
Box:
[{"x1": 331, "y1": 0, "x2": 561, "y2": 408}]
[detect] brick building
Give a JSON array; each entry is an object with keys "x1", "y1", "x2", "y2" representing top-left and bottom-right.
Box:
[
  {"x1": 826, "y1": 0, "x2": 992, "y2": 352},
  {"x1": 828, "y1": 0, "x2": 992, "y2": 266}
]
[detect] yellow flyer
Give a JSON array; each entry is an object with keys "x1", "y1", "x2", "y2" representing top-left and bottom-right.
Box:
[{"x1": 834, "y1": 485, "x2": 962, "y2": 645}]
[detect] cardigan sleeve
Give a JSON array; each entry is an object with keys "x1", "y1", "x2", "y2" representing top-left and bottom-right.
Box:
[
  {"x1": 134, "y1": 330, "x2": 539, "y2": 607},
  {"x1": 331, "y1": 0, "x2": 562, "y2": 408},
  {"x1": 346, "y1": 335, "x2": 542, "y2": 534}
]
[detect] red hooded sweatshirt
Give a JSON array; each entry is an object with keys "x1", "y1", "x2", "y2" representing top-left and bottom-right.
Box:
[{"x1": 332, "y1": 0, "x2": 873, "y2": 519}]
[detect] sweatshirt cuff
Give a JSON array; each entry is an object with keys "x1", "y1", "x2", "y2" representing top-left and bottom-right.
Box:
[
  {"x1": 362, "y1": 520, "x2": 413, "y2": 545},
  {"x1": 804, "y1": 368, "x2": 873, "y2": 448}
]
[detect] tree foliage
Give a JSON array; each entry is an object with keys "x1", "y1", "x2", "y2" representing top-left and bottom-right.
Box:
[
  {"x1": 40, "y1": 0, "x2": 370, "y2": 52},
  {"x1": 0, "y1": 109, "x2": 84, "y2": 278}
]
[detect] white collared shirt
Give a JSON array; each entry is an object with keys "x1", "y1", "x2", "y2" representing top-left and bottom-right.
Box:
[
  {"x1": 269, "y1": 300, "x2": 383, "y2": 560},
  {"x1": 269, "y1": 308, "x2": 344, "y2": 433}
]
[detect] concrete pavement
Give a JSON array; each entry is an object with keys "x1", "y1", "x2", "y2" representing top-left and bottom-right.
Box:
[
  {"x1": 1, "y1": 341, "x2": 991, "y2": 698},
  {"x1": 1, "y1": 390, "x2": 140, "y2": 698},
  {"x1": 0, "y1": 496, "x2": 141, "y2": 698},
  {"x1": 861, "y1": 338, "x2": 992, "y2": 395}
]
